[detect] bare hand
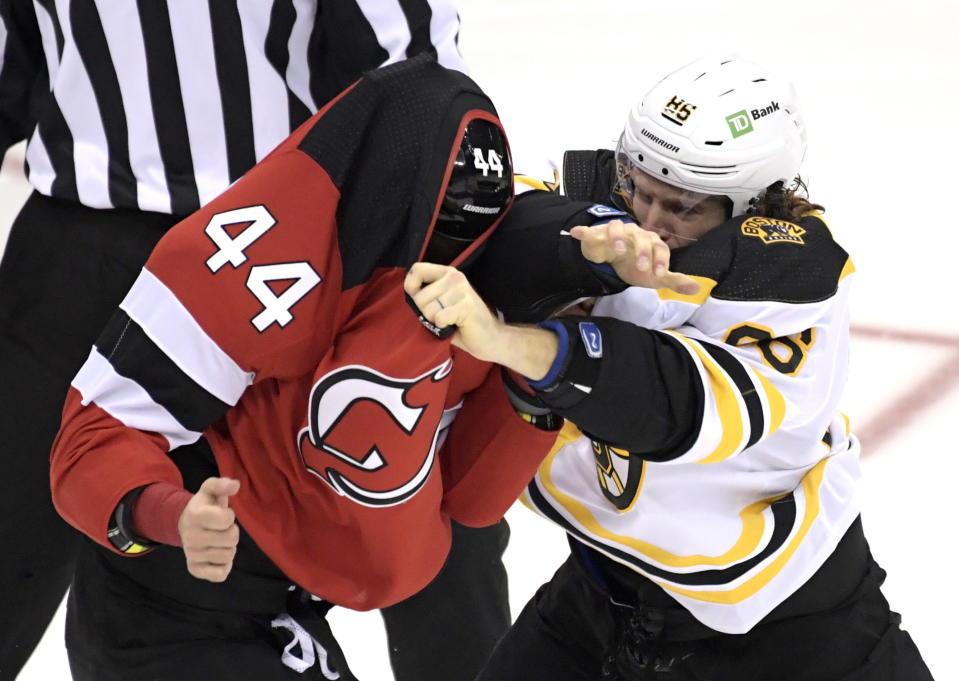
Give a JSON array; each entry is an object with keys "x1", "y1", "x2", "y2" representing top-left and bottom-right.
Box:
[
  {"x1": 178, "y1": 477, "x2": 241, "y2": 583},
  {"x1": 404, "y1": 263, "x2": 505, "y2": 363},
  {"x1": 570, "y1": 220, "x2": 700, "y2": 295}
]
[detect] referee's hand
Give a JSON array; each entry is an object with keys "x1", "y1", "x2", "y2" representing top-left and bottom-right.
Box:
[{"x1": 178, "y1": 477, "x2": 241, "y2": 583}]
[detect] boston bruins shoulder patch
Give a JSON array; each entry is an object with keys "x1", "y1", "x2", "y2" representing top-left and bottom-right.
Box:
[{"x1": 741, "y1": 216, "x2": 806, "y2": 245}]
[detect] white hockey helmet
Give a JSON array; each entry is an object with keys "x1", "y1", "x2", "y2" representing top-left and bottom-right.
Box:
[{"x1": 616, "y1": 54, "x2": 807, "y2": 216}]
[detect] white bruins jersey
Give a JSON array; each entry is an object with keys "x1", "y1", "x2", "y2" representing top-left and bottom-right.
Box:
[{"x1": 522, "y1": 211, "x2": 861, "y2": 634}]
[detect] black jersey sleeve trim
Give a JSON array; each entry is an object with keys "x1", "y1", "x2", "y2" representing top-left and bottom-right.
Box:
[
  {"x1": 699, "y1": 340, "x2": 765, "y2": 450},
  {"x1": 95, "y1": 309, "x2": 232, "y2": 433}
]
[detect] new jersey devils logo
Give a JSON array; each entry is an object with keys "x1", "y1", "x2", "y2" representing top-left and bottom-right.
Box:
[{"x1": 297, "y1": 360, "x2": 453, "y2": 506}]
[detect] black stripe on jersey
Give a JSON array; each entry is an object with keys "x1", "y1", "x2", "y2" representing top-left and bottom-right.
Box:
[
  {"x1": 264, "y1": 0, "x2": 313, "y2": 131},
  {"x1": 398, "y1": 0, "x2": 437, "y2": 59},
  {"x1": 136, "y1": 0, "x2": 201, "y2": 217},
  {"x1": 306, "y1": 3, "x2": 388, "y2": 109},
  {"x1": 700, "y1": 340, "x2": 765, "y2": 450},
  {"x1": 95, "y1": 310, "x2": 232, "y2": 433},
  {"x1": 69, "y1": 0, "x2": 137, "y2": 208},
  {"x1": 526, "y1": 480, "x2": 798, "y2": 587},
  {"x1": 208, "y1": 0, "x2": 256, "y2": 184},
  {"x1": 35, "y1": 105, "x2": 79, "y2": 201},
  {"x1": 31, "y1": 1, "x2": 79, "y2": 200}
]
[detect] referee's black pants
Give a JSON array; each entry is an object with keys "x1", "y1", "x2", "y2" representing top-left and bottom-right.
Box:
[{"x1": 0, "y1": 192, "x2": 511, "y2": 681}]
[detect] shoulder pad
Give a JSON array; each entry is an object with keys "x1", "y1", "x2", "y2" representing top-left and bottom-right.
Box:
[
  {"x1": 672, "y1": 213, "x2": 851, "y2": 303},
  {"x1": 562, "y1": 149, "x2": 617, "y2": 203}
]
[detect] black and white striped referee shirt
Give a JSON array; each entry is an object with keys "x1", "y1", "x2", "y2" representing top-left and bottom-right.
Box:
[{"x1": 0, "y1": 0, "x2": 467, "y2": 216}]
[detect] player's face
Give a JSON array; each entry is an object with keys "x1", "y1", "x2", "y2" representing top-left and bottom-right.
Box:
[{"x1": 626, "y1": 167, "x2": 728, "y2": 249}]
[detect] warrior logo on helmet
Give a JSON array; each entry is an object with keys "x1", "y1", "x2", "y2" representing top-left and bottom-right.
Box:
[
  {"x1": 435, "y1": 118, "x2": 512, "y2": 242},
  {"x1": 297, "y1": 361, "x2": 453, "y2": 506}
]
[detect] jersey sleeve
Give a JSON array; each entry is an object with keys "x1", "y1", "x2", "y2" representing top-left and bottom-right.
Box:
[
  {"x1": 467, "y1": 190, "x2": 629, "y2": 322},
  {"x1": 529, "y1": 315, "x2": 703, "y2": 459},
  {"x1": 439, "y1": 367, "x2": 560, "y2": 527},
  {"x1": 530, "y1": 212, "x2": 855, "y2": 465},
  {"x1": 50, "y1": 143, "x2": 344, "y2": 552}
]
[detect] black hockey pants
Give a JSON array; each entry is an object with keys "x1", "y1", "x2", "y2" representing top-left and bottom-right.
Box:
[{"x1": 477, "y1": 517, "x2": 934, "y2": 681}]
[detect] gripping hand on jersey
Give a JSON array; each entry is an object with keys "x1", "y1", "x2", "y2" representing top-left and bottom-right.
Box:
[
  {"x1": 570, "y1": 219, "x2": 700, "y2": 295},
  {"x1": 178, "y1": 477, "x2": 241, "y2": 583},
  {"x1": 404, "y1": 263, "x2": 559, "y2": 381}
]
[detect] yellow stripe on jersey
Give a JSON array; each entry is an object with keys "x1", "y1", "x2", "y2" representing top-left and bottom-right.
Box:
[
  {"x1": 515, "y1": 175, "x2": 550, "y2": 192},
  {"x1": 537, "y1": 425, "x2": 776, "y2": 569},
  {"x1": 839, "y1": 257, "x2": 856, "y2": 282},
  {"x1": 514, "y1": 173, "x2": 559, "y2": 193},
  {"x1": 657, "y1": 275, "x2": 717, "y2": 305},
  {"x1": 664, "y1": 331, "x2": 745, "y2": 464},
  {"x1": 802, "y1": 209, "x2": 830, "y2": 234},
  {"x1": 656, "y1": 456, "x2": 828, "y2": 604}
]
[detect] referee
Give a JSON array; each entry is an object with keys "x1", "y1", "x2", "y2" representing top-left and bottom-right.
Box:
[{"x1": 0, "y1": 3, "x2": 510, "y2": 680}]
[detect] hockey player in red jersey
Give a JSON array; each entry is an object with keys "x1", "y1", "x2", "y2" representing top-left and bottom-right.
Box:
[
  {"x1": 47, "y1": 55, "x2": 563, "y2": 681},
  {"x1": 434, "y1": 55, "x2": 935, "y2": 680}
]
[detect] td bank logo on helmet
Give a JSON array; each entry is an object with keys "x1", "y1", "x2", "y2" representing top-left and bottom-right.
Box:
[{"x1": 726, "y1": 101, "x2": 781, "y2": 138}]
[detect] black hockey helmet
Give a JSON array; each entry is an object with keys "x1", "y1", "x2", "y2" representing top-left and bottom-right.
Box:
[{"x1": 434, "y1": 118, "x2": 512, "y2": 242}]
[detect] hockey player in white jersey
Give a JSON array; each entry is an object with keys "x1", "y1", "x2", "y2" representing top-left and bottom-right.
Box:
[{"x1": 410, "y1": 54, "x2": 935, "y2": 680}]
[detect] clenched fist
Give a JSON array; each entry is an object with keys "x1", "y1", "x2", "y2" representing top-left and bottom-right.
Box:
[{"x1": 178, "y1": 477, "x2": 241, "y2": 583}]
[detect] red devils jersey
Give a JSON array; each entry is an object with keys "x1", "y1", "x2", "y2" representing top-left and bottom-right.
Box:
[{"x1": 50, "y1": 57, "x2": 555, "y2": 609}]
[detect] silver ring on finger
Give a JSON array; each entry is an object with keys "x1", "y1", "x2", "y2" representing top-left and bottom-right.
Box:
[{"x1": 436, "y1": 298, "x2": 445, "y2": 310}]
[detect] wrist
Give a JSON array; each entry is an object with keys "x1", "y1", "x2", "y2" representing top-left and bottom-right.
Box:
[
  {"x1": 108, "y1": 487, "x2": 157, "y2": 554},
  {"x1": 131, "y1": 482, "x2": 193, "y2": 547},
  {"x1": 493, "y1": 323, "x2": 560, "y2": 382}
]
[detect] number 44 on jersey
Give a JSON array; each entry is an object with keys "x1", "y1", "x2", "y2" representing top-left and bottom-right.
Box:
[{"x1": 204, "y1": 205, "x2": 321, "y2": 332}]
